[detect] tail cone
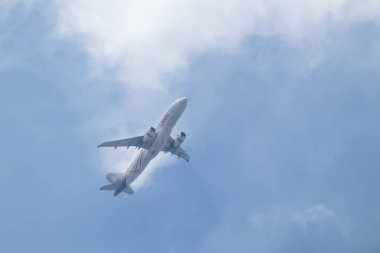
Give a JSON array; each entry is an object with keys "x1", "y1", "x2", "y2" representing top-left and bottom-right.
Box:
[{"x1": 113, "y1": 179, "x2": 127, "y2": 196}]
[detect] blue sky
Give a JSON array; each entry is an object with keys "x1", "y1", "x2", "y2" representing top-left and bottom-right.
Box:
[{"x1": 1, "y1": 1, "x2": 380, "y2": 252}]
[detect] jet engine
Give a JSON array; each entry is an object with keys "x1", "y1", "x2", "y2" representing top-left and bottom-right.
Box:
[
  {"x1": 173, "y1": 132, "x2": 186, "y2": 148},
  {"x1": 143, "y1": 127, "x2": 156, "y2": 142}
]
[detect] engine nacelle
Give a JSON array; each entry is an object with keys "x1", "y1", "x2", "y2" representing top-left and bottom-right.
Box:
[
  {"x1": 173, "y1": 132, "x2": 186, "y2": 148},
  {"x1": 143, "y1": 127, "x2": 156, "y2": 142}
]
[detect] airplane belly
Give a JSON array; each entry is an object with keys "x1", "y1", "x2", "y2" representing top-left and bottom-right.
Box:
[
  {"x1": 125, "y1": 130, "x2": 170, "y2": 184},
  {"x1": 125, "y1": 150, "x2": 155, "y2": 184}
]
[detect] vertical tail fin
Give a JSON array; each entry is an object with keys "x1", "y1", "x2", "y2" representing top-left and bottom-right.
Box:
[{"x1": 100, "y1": 173, "x2": 134, "y2": 196}]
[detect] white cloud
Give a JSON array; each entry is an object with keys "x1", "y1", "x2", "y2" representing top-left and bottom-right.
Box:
[
  {"x1": 292, "y1": 203, "x2": 335, "y2": 226},
  {"x1": 55, "y1": 0, "x2": 380, "y2": 89}
]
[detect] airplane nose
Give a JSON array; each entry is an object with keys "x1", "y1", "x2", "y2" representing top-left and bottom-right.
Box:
[
  {"x1": 178, "y1": 97, "x2": 188, "y2": 106},
  {"x1": 175, "y1": 97, "x2": 188, "y2": 111}
]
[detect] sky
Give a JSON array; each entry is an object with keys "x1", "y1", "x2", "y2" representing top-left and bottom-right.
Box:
[{"x1": 1, "y1": 0, "x2": 380, "y2": 252}]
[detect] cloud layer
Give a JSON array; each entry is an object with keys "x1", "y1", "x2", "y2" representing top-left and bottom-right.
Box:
[{"x1": 55, "y1": 0, "x2": 380, "y2": 89}]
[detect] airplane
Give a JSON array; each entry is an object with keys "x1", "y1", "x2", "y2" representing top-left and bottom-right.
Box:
[{"x1": 97, "y1": 97, "x2": 189, "y2": 196}]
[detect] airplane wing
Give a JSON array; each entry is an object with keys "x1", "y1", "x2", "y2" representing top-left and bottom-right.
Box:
[
  {"x1": 98, "y1": 136, "x2": 151, "y2": 149},
  {"x1": 161, "y1": 136, "x2": 190, "y2": 162}
]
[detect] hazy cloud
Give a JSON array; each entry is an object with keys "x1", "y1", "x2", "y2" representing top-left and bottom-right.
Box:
[
  {"x1": 0, "y1": 0, "x2": 36, "y2": 19},
  {"x1": 293, "y1": 203, "x2": 336, "y2": 226},
  {"x1": 0, "y1": 0, "x2": 39, "y2": 71},
  {"x1": 250, "y1": 204, "x2": 336, "y2": 228}
]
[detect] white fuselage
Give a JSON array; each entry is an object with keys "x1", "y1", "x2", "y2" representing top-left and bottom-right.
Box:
[{"x1": 124, "y1": 98, "x2": 187, "y2": 184}]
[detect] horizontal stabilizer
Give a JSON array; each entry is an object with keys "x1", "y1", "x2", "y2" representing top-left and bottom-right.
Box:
[{"x1": 100, "y1": 184, "x2": 118, "y2": 191}]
